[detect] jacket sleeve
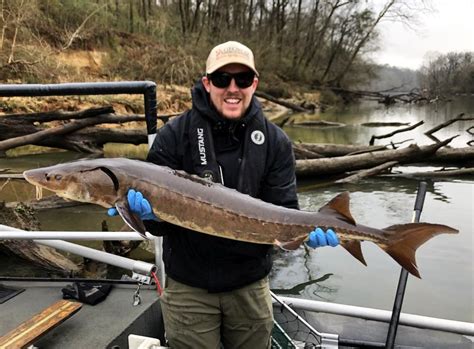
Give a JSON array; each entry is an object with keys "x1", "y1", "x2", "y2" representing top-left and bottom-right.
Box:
[{"x1": 259, "y1": 132, "x2": 299, "y2": 210}]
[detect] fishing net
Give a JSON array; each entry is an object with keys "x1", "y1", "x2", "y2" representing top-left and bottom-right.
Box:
[{"x1": 271, "y1": 294, "x2": 322, "y2": 349}]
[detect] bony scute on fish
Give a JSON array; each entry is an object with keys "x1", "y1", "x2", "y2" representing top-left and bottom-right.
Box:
[{"x1": 23, "y1": 157, "x2": 459, "y2": 278}]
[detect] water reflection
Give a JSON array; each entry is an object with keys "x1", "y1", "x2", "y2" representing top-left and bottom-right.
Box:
[
  {"x1": 271, "y1": 273, "x2": 333, "y2": 295},
  {"x1": 284, "y1": 96, "x2": 473, "y2": 148}
]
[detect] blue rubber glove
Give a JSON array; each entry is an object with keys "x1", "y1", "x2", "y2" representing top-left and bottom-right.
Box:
[
  {"x1": 107, "y1": 189, "x2": 158, "y2": 221},
  {"x1": 307, "y1": 228, "x2": 339, "y2": 248}
]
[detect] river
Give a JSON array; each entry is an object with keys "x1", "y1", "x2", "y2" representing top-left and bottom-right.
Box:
[{"x1": 0, "y1": 96, "x2": 472, "y2": 323}]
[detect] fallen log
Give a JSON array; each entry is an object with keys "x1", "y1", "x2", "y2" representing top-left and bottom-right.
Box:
[
  {"x1": 362, "y1": 122, "x2": 410, "y2": 127},
  {"x1": 1, "y1": 106, "x2": 114, "y2": 123},
  {"x1": 295, "y1": 143, "x2": 388, "y2": 158},
  {"x1": 335, "y1": 161, "x2": 399, "y2": 184},
  {"x1": 293, "y1": 143, "x2": 324, "y2": 159},
  {"x1": 0, "y1": 114, "x2": 146, "y2": 152},
  {"x1": 290, "y1": 119, "x2": 344, "y2": 127},
  {"x1": 369, "y1": 121, "x2": 424, "y2": 145},
  {"x1": 424, "y1": 146, "x2": 474, "y2": 164},
  {"x1": 325, "y1": 86, "x2": 430, "y2": 105},
  {"x1": 295, "y1": 137, "x2": 455, "y2": 177},
  {"x1": 382, "y1": 167, "x2": 474, "y2": 178},
  {"x1": 424, "y1": 113, "x2": 474, "y2": 143},
  {"x1": 255, "y1": 91, "x2": 312, "y2": 113},
  {"x1": 37, "y1": 128, "x2": 146, "y2": 153},
  {"x1": 0, "y1": 202, "x2": 80, "y2": 274},
  {"x1": 0, "y1": 119, "x2": 147, "y2": 153}
]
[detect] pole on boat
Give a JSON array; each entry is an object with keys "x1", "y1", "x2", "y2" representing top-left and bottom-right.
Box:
[{"x1": 385, "y1": 181, "x2": 427, "y2": 348}]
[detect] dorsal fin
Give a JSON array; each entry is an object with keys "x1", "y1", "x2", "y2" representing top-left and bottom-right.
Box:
[{"x1": 318, "y1": 191, "x2": 356, "y2": 225}]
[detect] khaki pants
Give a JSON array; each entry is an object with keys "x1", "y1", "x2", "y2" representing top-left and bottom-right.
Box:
[{"x1": 160, "y1": 277, "x2": 273, "y2": 349}]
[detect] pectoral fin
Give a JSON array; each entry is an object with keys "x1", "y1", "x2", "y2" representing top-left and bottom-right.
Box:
[
  {"x1": 115, "y1": 201, "x2": 148, "y2": 239},
  {"x1": 274, "y1": 236, "x2": 307, "y2": 251},
  {"x1": 341, "y1": 240, "x2": 367, "y2": 266}
]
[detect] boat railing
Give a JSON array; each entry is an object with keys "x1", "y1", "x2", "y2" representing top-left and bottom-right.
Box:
[
  {"x1": 0, "y1": 224, "x2": 158, "y2": 283},
  {"x1": 273, "y1": 295, "x2": 474, "y2": 337}
]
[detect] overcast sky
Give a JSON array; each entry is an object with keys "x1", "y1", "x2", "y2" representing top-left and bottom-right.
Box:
[{"x1": 371, "y1": 0, "x2": 474, "y2": 70}]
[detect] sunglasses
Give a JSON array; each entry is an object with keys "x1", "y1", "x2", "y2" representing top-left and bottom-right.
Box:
[{"x1": 207, "y1": 71, "x2": 256, "y2": 89}]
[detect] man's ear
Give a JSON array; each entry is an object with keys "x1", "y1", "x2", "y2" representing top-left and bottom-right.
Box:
[
  {"x1": 202, "y1": 76, "x2": 211, "y2": 93},
  {"x1": 253, "y1": 77, "x2": 259, "y2": 91}
]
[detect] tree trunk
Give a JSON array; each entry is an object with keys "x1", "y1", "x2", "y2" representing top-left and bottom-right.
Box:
[
  {"x1": 296, "y1": 139, "x2": 454, "y2": 177},
  {"x1": 0, "y1": 202, "x2": 80, "y2": 274}
]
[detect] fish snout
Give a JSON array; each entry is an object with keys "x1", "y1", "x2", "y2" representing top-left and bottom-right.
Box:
[{"x1": 23, "y1": 169, "x2": 61, "y2": 186}]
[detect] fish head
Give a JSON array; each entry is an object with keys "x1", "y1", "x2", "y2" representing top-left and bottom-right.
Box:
[{"x1": 23, "y1": 161, "x2": 121, "y2": 208}]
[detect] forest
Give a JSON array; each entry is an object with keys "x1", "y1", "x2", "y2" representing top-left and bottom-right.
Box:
[{"x1": 0, "y1": 0, "x2": 472, "y2": 99}]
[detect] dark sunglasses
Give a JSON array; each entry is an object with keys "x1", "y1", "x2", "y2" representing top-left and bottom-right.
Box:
[{"x1": 207, "y1": 71, "x2": 255, "y2": 89}]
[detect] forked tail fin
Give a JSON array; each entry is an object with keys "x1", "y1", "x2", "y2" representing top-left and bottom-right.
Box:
[{"x1": 381, "y1": 223, "x2": 458, "y2": 278}]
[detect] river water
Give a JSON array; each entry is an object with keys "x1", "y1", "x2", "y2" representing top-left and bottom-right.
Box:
[{"x1": 0, "y1": 97, "x2": 472, "y2": 323}]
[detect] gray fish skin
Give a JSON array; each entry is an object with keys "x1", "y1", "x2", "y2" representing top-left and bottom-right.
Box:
[{"x1": 23, "y1": 158, "x2": 458, "y2": 278}]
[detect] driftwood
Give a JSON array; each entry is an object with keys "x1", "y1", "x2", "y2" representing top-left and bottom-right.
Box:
[
  {"x1": 0, "y1": 106, "x2": 179, "y2": 153},
  {"x1": 362, "y1": 122, "x2": 410, "y2": 127},
  {"x1": 383, "y1": 167, "x2": 474, "y2": 178},
  {"x1": 424, "y1": 113, "x2": 474, "y2": 144},
  {"x1": 369, "y1": 121, "x2": 424, "y2": 145},
  {"x1": 295, "y1": 137, "x2": 455, "y2": 177},
  {"x1": 255, "y1": 91, "x2": 312, "y2": 113},
  {"x1": 326, "y1": 87, "x2": 430, "y2": 105},
  {"x1": 294, "y1": 143, "x2": 388, "y2": 158},
  {"x1": 292, "y1": 143, "x2": 324, "y2": 159},
  {"x1": 0, "y1": 113, "x2": 147, "y2": 152},
  {"x1": 290, "y1": 120, "x2": 345, "y2": 127},
  {"x1": 0, "y1": 202, "x2": 79, "y2": 274},
  {"x1": 424, "y1": 147, "x2": 474, "y2": 164},
  {"x1": 0, "y1": 107, "x2": 147, "y2": 153},
  {"x1": 1, "y1": 106, "x2": 114, "y2": 123},
  {"x1": 335, "y1": 161, "x2": 399, "y2": 184}
]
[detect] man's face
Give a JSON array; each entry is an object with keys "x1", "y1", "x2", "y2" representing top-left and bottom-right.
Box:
[{"x1": 202, "y1": 63, "x2": 258, "y2": 120}]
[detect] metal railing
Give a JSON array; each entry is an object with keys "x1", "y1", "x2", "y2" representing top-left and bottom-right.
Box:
[{"x1": 0, "y1": 225, "x2": 157, "y2": 281}]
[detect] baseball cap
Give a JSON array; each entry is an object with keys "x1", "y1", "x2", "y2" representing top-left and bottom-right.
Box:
[{"x1": 206, "y1": 41, "x2": 259, "y2": 76}]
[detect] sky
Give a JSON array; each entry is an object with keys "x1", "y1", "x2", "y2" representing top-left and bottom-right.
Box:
[{"x1": 371, "y1": 0, "x2": 474, "y2": 70}]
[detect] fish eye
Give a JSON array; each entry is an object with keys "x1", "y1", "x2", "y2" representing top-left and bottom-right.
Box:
[{"x1": 55, "y1": 174, "x2": 62, "y2": 180}]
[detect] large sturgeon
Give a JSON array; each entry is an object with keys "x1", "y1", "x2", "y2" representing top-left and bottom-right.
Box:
[{"x1": 23, "y1": 158, "x2": 458, "y2": 278}]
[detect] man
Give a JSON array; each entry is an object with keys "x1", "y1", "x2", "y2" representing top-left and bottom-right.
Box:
[{"x1": 112, "y1": 41, "x2": 339, "y2": 348}]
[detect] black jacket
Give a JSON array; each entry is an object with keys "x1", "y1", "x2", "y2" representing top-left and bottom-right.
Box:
[{"x1": 146, "y1": 80, "x2": 298, "y2": 292}]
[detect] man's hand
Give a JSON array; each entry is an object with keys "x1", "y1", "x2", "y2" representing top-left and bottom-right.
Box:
[
  {"x1": 107, "y1": 189, "x2": 158, "y2": 221},
  {"x1": 307, "y1": 228, "x2": 339, "y2": 248}
]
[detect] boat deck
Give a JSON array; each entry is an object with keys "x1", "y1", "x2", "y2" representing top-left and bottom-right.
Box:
[
  {"x1": 0, "y1": 280, "x2": 163, "y2": 349},
  {"x1": 1, "y1": 279, "x2": 472, "y2": 349}
]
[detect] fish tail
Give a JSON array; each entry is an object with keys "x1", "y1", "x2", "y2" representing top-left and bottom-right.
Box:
[{"x1": 380, "y1": 223, "x2": 458, "y2": 278}]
